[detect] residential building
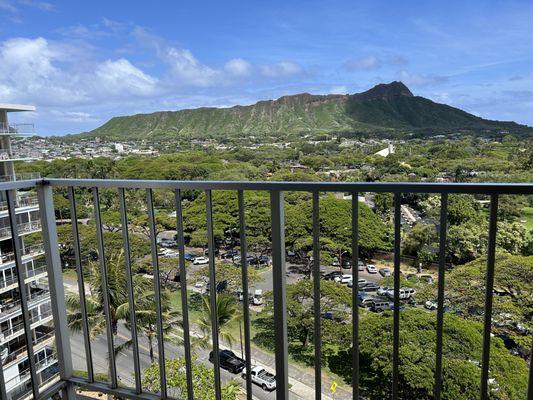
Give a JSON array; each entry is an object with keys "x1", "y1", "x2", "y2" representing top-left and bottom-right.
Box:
[{"x1": 0, "y1": 104, "x2": 57, "y2": 400}]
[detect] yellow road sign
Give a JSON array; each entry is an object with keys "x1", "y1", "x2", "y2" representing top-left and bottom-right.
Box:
[{"x1": 330, "y1": 381, "x2": 337, "y2": 394}]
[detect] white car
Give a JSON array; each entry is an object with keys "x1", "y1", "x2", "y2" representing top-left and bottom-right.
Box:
[
  {"x1": 386, "y1": 287, "x2": 416, "y2": 300},
  {"x1": 193, "y1": 256, "x2": 209, "y2": 265},
  {"x1": 334, "y1": 274, "x2": 353, "y2": 284},
  {"x1": 243, "y1": 366, "x2": 276, "y2": 391},
  {"x1": 366, "y1": 264, "x2": 377, "y2": 274},
  {"x1": 194, "y1": 281, "x2": 204, "y2": 288},
  {"x1": 377, "y1": 286, "x2": 390, "y2": 296},
  {"x1": 425, "y1": 300, "x2": 438, "y2": 310}
]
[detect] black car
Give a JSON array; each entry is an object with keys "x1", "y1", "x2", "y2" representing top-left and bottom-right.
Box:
[
  {"x1": 341, "y1": 259, "x2": 352, "y2": 269},
  {"x1": 209, "y1": 350, "x2": 245, "y2": 374},
  {"x1": 247, "y1": 255, "x2": 260, "y2": 265},
  {"x1": 222, "y1": 250, "x2": 240, "y2": 259},
  {"x1": 359, "y1": 282, "x2": 380, "y2": 292},
  {"x1": 323, "y1": 271, "x2": 342, "y2": 281},
  {"x1": 183, "y1": 253, "x2": 196, "y2": 261},
  {"x1": 258, "y1": 255, "x2": 270, "y2": 265}
]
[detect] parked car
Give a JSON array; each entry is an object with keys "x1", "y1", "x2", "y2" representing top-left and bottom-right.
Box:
[
  {"x1": 252, "y1": 289, "x2": 263, "y2": 305},
  {"x1": 160, "y1": 240, "x2": 177, "y2": 248},
  {"x1": 377, "y1": 286, "x2": 390, "y2": 296},
  {"x1": 331, "y1": 258, "x2": 340, "y2": 267},
  {"x1": 321, "y1": 311, "x2": 343, "y2": 322},
  {"x1": 425, "y1": 300, "x2": 438, "y2": 310},
  {"x1": 360, "y1": 282, "x2": 380, "y2": 292},
  {"x1": 359, "y1": 297, "x2": 375, "y2": 308},
  {"x1": 370, "y1": 298, "x2": 393, "y2": 312},
  {"x1": 420, "y1": 275, "x2": 434, "y2": 284},
  {"x1": 258, "y1": 255, "x2": 271, "y2": 265},
  {"x1": 366, "y1": 264, "x2": 377, "y2": 274},
  {"x1": 209, "y1": 350, "x2": 245, "y2": 374},
  {"x1": 203, "y1": 248, "x2": 220, "y2": 256},
  {"x1": 357, "y1": 261, "x2": 365, "y2": 271},
  {"x1": 242, "y1": 366, "x2": 276, "y2": 391},
  {"x1": 341, "y1": 259, "x2": 352, "y2": 269},
  {"x1": 323, "y1": 271, "x2": 343, "y2": 281},
  {"x1": 386, "y1": 287, "x2": 416, "y2": 300},
  {"x1": 193, "y1": 256, "x2": 209, "y2": 265},
  {"x1": 247, "y1": 255, "x2": 260, "y2": 265},
  {"x1": 222, "y1": 250, "x2": 240, "y2": 259},
  {"x1": 379, "y1": 268, "x2": 391, "y2": 277},
  {"x1": 334, "y1": 274, "x2": 353, "y2": 284},
  {"x1": 184, "y1": 253, "x2": 196, "y2": 261}
]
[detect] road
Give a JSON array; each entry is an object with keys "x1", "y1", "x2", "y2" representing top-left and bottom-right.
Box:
[{"x1": 69, "y1": 324, "x2": 278, "y2": 400}]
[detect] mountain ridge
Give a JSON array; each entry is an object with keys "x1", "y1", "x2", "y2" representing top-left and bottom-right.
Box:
[{"x1": 79, "y1": 81, "x2": 533, "y2": 140}]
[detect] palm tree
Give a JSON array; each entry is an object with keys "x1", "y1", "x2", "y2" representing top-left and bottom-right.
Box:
[
  {"x1": 195, "y1": 295, "x2": 242, "y2": 349},
  {"x1": 66, "y1": 250, "x2": 180, "y2": 362}
]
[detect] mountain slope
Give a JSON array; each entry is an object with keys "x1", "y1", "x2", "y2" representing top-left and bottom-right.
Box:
[{"x1": 82, "y1": 82, "x2": 533, "y2": 140}]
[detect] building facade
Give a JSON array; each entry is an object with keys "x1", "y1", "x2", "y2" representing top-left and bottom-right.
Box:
[{"x1": 0, "y1": 104, "x2": 57, "y2": 400}]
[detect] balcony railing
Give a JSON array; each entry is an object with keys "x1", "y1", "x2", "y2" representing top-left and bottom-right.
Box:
[
  {"x1": 0, "y1": 178, "x2": 531, "y2": 400},
  {"x1": 0, "y1": 173, "x2": 41, "y2": 183},
  {"x1": 0, "y1": 221, "x2": 41, "y2": 240},
  {"x1": 0, "y1": 122, "x2": 35, "y2": 135},
  {"x1": 0, "y1": 195, "x2": 39, "y2": 212},
  {"x1": 0, "y1": 309, "x2": 53, "y2": 342},
  {"x1": 1, "y1": 243, "x2": 45, "y2": 265}
]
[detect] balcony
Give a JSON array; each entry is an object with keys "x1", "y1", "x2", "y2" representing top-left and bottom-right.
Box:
[
  {"x1": 0, "y1": 123, "x2": 35, "y2": 136},
  {"x1": 0, "y1": 195, "x2": 39, "y2": 213},
  {"x1": 0, "y1": 151, "x2": 37, "y2": 163},
  {"x1": 0, "y1": 173, "x2": 41, "y2": 183},
  {"x1": 0, "y1": 178, "x2": 531, "y2": 400},
  {"x1": 0, "y1": 221, "x2": 42, "y2": 241}
]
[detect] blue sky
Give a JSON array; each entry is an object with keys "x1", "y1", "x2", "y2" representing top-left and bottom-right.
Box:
[{"x1": 1, "y1": 0, "x2": 533, "y2": 135}]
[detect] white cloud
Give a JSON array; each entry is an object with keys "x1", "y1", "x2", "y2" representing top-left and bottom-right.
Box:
[
  {"x1": 224, "y1": 58, "x2": 252, "y2": 77},
  {"x1": 95, "y1": 59, "x2": 158, "y2": 96},
  {"x1": 164, "y1": 47, "x2": 219, "y2": 86},
  {"x1": 345, "y1": 56, "x2": 380, "y2": 71},
  {"x1": 260, "y1": 61, "x2": 302, "y2": 77}
]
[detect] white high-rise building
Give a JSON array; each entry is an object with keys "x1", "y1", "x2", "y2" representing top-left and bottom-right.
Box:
[{"x1": 0, "y1": 104, "x2": 57, "y2": 400}]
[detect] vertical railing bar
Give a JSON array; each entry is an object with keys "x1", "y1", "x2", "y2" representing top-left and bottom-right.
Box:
[
  {"x1": 312, "y1": 191, "x2": 322, "y2": 400},
  {"x1": 38, "y1": 183, "x2": 76, "y2": 399},
  {"x1": 68, "y1": 187, "x2": 94, "y2": 382},
  {"x1": 480, "y1": 194, "x2": 499, "y2": 400},
  {"x1": 238, "y1": 190, "x2": 253, "y2": 399},
  {"x1": 146, "y1": 189, "x2": 167, "y2": 399},
  {"x1": 174, "y1": 189, "x2": 194, "y2": 400},
  {"x1": 6, "y1": 189, "x2": 39, "y2": 400},
  {"x1": 270, "y1": 190, "x2": 289, "y2": 400},
  {"x1": 118, "y1": 188, "x2": 142, "y2": 394},
  {"x1": 392, "y1": 193, "x2": 401, "y2": 400},
  {"x1": 206, "y1": 190, "x2": 222, "y2": 400},
  {"x1": 351, "y1": 192, "x2": 360, "y2": 400},
  {"x1": 434, "y1": 193, "x2": 448, "y2": 400},
  {"x1": 92, "y1": 187, "x2": 118, "y2": 388},
  {"x1": 0, "y1": 354, "x2": 7, "y2": 400}
]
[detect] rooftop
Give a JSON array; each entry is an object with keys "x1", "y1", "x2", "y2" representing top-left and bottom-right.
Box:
[{"x1": 0, "y1": 103, "x2": 36, "y2": 112}]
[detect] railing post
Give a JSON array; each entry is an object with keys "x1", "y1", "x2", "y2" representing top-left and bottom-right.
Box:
[
  {"x1": 37, "y1": 182, "x2": 76, "y2": 399},
  {"x1": 270, "y1": 190, "x2": 289, "y2": 400}
]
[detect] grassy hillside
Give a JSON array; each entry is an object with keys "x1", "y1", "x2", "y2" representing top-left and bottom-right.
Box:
[{"x1": 80, "y1": 82, "x2": 533, "y2": 140}]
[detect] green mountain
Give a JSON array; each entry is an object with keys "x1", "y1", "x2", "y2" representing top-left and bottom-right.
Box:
[{"x1": 82, "y1": 81, "x2": 532, "y2": 140}]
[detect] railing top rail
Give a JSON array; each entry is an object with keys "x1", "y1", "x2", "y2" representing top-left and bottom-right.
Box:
[{"x1": 43, "y1": 178, "x2": 533, "y2": 195}]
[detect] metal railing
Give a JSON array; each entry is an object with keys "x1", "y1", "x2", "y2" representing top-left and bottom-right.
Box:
[
  {"x1": 0, "y1": 309, "x2": 53, "y2": 341},
  {"x1": 0, "y1": 178, "x2": 531, "y2": 400},
  {"x1": 0, "y1": 122, "x2": 35, "y2": 135},
  {"x1": 1, "y1": 243, "x2": 45, "y2": 265},
  {"x1": 0, "y1": 221, "x2": 41, "y2": 239},
  {"x1": 0, "y1": 173, "x2": 41, "y2": 182},
  {"x1": 0, "y1": 195, "x2": 39, "y2": 212}
]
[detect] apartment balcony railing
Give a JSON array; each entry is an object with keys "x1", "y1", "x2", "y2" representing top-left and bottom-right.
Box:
[
  {"x1": 0, "y1": 195, "x2": 39, "y2": 212},
  {"x1": 0, "y1": 178, "x2": 531, "y2": 400},
  {"x1": 0, "y1": 150, "x2": 37, "y2": 162},
  {"x1": 0, "y1": 173, "x2": 41, "y2": 183},
  {"x1": 1, "y1": 243, "x2": 45, "y2": 265},
  {"x1": 0, "y1": 221, "x2": 41, "y2": 240},
  {"x1": 0, "y1": 309, "x2": 53, "y2": 342},
  {"x1": 0, "y1": 123, "x2": 35, "y2": 135}
]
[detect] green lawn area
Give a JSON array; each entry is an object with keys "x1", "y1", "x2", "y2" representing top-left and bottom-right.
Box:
[{"x1": 521, "y1": 207, "x2": 533, "y2": 232}]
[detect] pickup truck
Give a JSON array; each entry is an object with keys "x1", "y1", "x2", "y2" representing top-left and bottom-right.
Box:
[
  {"x1": 209, "y1": 350, "x2": 245, "y2": 374},
  {"x1": 242, "y1": 366, "x2": 276, "y2": 391}
]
